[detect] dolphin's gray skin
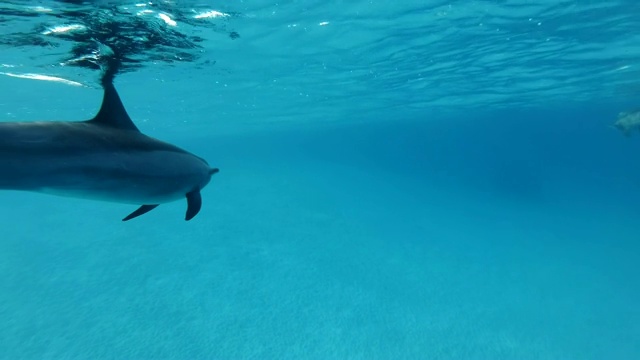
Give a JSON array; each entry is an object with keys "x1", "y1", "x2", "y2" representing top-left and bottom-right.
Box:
[
  {"x1": 0, "y1": 71, "x2": 218, "y2": 221},
  {"x1": 613, "y1": 110, "x2": 640, "y2": 137}
]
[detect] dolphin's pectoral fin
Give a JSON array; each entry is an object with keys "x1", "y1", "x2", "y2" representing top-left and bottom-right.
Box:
[
  {"x1": 122, "y1": 204, "x2": 160, "y2": 221},
  {"x1": 185, "y1": 190, "x2": 202, "y2": 221}
]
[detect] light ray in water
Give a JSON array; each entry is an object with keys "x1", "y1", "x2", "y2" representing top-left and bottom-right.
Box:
[{"x1": 0, "y1": 72, "x2": 85, "y2": 87}]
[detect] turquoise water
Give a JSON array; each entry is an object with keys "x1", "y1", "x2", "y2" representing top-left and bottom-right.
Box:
[{"x1": 1, "y1": 1, "x2": 640, "y2": 359}]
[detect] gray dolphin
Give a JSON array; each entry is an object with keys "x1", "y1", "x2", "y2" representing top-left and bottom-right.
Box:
[
  {"x1": 0, "y1": 71, "x2": 218, "y2": 221},
  {"x1": 613, "y1": 110, "x2": 640, "y2": 137}
]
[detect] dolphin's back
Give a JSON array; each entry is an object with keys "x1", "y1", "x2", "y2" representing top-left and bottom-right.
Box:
[{"x1": 0, "y1": 121, "x2": 185, "y2": 154}]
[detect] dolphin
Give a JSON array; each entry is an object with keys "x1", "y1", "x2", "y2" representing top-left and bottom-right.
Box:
[
  {"x1": 0, "y1": 69, "x2": 218, "y2": 221},
  {"x1": 613, "y1": 110, "x2": 640, "y2": 137}
]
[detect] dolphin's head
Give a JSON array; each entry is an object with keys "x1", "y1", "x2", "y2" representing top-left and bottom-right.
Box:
[
  {"x1": 201, "y1": 167, "x2": 219, "y2": 189},
  {"x1": 178, "y1": 161, "x2": 218, "y2": 221},
  {"x1": 186, "y1": 152, "x2": 218, "y2": 192},
  {"x1": 613, "y1": 120, "x2": 624, "y2": 130}
]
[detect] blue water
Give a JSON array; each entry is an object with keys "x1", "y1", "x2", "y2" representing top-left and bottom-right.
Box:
[{"x1": 1, "y1": 1, "x2": 640, "y2": 359}]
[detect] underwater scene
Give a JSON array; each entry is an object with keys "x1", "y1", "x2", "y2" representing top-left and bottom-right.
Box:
[{"x1": 0, "y1": 1, "x2": 639, "y2": 359}]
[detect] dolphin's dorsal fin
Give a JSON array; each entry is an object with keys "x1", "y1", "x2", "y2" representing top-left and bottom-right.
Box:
[{"x1": 88, "y1": 75, "x2": 140, "y2": 132}]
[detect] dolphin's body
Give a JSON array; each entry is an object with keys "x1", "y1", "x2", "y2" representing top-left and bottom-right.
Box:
[
  {"x1": 0, "y1": 72, "x2": 218, "y2": 221},
  {"x1": 613, "y1": 110, "x2": 640, "y2": 137}
]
